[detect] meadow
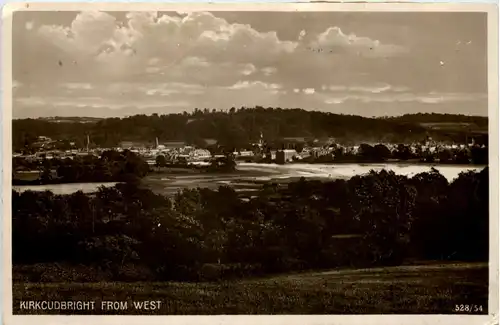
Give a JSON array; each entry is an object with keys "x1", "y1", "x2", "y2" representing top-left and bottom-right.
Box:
[{"x1": 13, "y1": 262, "x2": 488, "y2": 314}]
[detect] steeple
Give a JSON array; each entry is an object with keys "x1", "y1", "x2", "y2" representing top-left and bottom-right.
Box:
[{"x1": 259, "y1": 130, "x2": 264, "y2": 148}]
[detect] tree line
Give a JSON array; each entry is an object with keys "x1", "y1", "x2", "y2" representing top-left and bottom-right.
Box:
[
  {"x1": 12, "y1": 150, "x2": 149, "y2": 185},
  {"x1": 13, "y1": 167, "x2": 488, "y2": 282},
  {"x1": 299, "y1": 143, "x2": 488, "y2": 165},
  {"x1": 13, "y1": 108, "x2": 488, "y2": 152},
  {"x1": 385, "y1": 113, "x2": 488, "y2": 128}
]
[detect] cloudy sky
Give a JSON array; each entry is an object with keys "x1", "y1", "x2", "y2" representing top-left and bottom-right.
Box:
[{"x1": 12, "y1": 11, "x2": 488, "y2": 118}]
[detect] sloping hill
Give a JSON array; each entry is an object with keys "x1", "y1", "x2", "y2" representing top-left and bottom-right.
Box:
[{"x1": 13, "y1": 262, "x2": 488, "y2": 315}]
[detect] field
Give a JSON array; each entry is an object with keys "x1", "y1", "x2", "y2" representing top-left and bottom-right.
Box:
[
  {"x1": 12, "y1": 171, "x2": 40, "y2": 182},
  {"x1": 13, "y1": 262, "x2": 488, "y2": 315},
  {"x1": 420, "y1": 122, "x2": 488, "y2": 134}
]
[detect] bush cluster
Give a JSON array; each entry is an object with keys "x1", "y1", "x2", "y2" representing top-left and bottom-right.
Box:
[{"x1": 12, "y1": 167, "x2": 489, "y2": 282}]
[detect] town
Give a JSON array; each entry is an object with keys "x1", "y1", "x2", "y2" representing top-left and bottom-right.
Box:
[{"x1": 13, "y1": 132, "x2": 488, "y2": 169}]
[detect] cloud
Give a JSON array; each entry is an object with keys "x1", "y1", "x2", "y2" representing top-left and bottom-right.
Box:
[
  {"x1": 25, "y1": 21, "x2": 34, "y2": 30},
  {"x1": 298, "y1": 30, "x2": 306, "y2": 41},
  {"x1": 15, "y1": 96, "x2": 190, "y2": 110},
  {"x1": 324, "y1": 92, "x2": 486, "y2": 105},
  {"x1": 62, "y1": 82, "x2": 94, "y2": 90},
  {"x1": 262, "y1": 67, "x2": 277, "y2": 76},
  {"x1": 321, "y1": 83, "x2": 410, "y2": 94},
  {"x1": 15, "y1": 11, "x2": 486, "y2": 118},
  {"x1": 227, "y1": 81, "x2": 281, "y2": 91},
  {"x1": 310, "y1": 27, "x2": 406, "y2": 57},
  {"x1": 38, "y1": 11, "x2": 117, "y2": 56},
  {"x1": 42, "y1": 11, "x2": 297, "y2": 72},
  {"x1": 26, "y1": 11, "x2": 406, "y2": 85},
  {"x1": 240, "y1": 63, "x2": 256, "y2": 76},
  {"x1": 12, "y1": 80, "x2": 22, "y2": 90},
  {"x1": 180, "y1": 56, "x2": 211, "y2": 68},
  {"x1": 141, "y1": 82, "x2": 206, "y2": 96},
  {"x1": 100, "y1": 82, "x2": 206, "y2": 97}
]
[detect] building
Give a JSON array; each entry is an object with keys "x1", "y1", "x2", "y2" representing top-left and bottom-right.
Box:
[
  {"x1": 203, "y1": 138, "x2": 218, "y2": 146},
  {"x1": 239, "y1": 151, "x2": 254, "y2": 157},
  {"x1": 282, "y1": 137, "x2": 306, "y2": 143},
  {"x1": 189, "y1": 149, "x2": 212, "y2": 161},
  {"x1": 119, "y1": 141, "x2": 152, "y2": 149},
  {"x1": 163, "y1": 141, "x2": 187, "y2": 149},
  {"x1": 276, "y1": 149, "x2": 298, "y2": 164}
]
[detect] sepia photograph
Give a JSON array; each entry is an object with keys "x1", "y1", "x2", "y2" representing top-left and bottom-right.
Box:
[{"x1": 2, "y1": 3, "x2": 499, "y2": 324}]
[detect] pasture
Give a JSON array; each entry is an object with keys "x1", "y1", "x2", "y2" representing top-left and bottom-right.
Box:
[{"x1": 13, "y1": 262, "x2": 488, "y2": 315}]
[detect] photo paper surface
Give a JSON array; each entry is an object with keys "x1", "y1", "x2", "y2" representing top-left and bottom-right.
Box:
[{"x1": 2, "y1": 3, "x2": 498, "y2": 325}]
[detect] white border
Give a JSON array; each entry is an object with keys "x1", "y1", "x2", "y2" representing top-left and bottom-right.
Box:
[{"x1": 1, "y1": 3, "x2": 499, "y2": 325}]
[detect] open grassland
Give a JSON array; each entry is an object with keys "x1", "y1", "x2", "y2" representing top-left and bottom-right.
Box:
[
  {"x1": 420, "y1": 122, "x2": 488, "y2": 134},
  {"x1": 13, "y1": 262, "x2": 488, "y2": 315}
]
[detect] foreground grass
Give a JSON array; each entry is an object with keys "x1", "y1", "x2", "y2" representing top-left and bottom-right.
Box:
[{"x1": 13, "y1": 262, "x2": 488, "y2": 315}]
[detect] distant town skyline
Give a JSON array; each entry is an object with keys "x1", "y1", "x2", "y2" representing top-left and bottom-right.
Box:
[{"x1": 12, "y1": 11, "x2": 488, "y2": 118}]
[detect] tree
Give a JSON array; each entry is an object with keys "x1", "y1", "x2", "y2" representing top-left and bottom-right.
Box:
[
  {"x1": 209, "y1": 154, "x2": 237, "y2": 172},
  {"x1": 192, "y1": 138, "x2": 208, "y2": 149},
  {"x1": 455, "y1": 150, "x2": 470, "y2": 164},
  {"x1": 156, "y1": 155, "x2": 167, "y2": 168},
  {"x1": 471, "y1": 146, "x2": 488, "y2": 165},
  {"x1": 39, "y1": 159, "x2": 53, "y2": 183},
  {"x1": 294, "y1": 142, "x2": 305, "y2": 153},
  {"x1": 349, "y1": 170, "x2": 417, "y2": 265},
  {"x1": 439, "y1": 149, "x2": 453, "y2": 163},
  {"x1": 13, "y1": 109, "x2": 455, "y2": 150},
  {"x1": 373, "y1": 144, "x2": 392, "y2": 160},
  {"x1": 394, "y1": 144, "x2": 412, "y2": 160}
]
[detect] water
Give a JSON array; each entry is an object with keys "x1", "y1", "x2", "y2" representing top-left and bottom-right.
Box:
[
  {"x1": 237, "y1": 162, "x2": 485, "y2": 182},
  {"x1": 145, "y1": 163, "x2": 486, "y2": 196},
  {"x1": 13, "y1": 163, "x2": 485, "y2": 195},
  {"x1": 12, "y1": 182, "x2": 118, "y2": 195}
]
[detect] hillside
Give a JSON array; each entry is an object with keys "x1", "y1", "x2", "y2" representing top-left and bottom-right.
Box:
[
  {"x1": 13, "y1": 108, "x2": 489, "y2": 150},
  {"x1": 385, "y1": 113, "x2": 488, "y2": 135},
  {"x1": 385, "y1": 113, "x2": 488, "y2": 126},
  {"x1": 13, "y1": 262, "x2": 488, "y2": 314},
  {"x1": 38, "y1": 116, "x2": 103, "y2": 124}
]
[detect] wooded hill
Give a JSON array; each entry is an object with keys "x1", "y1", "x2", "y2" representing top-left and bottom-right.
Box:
[{"x1": 13, "y1": 108, "x2": 488, "y2": 150}]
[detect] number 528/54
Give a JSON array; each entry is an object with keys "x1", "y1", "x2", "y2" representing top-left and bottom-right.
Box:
[{"x1": 454, "y1": 304, "x2": 484, "y2": 312}]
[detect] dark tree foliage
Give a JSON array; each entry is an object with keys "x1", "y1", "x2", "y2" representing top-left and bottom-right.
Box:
[
  {"x1": 13, "y1": 110, "x2": 485, "y2": 151},
  {"x1": 393, "y1": 144, "x2": 413, "y2": 160},
  {"x1": 385, "y1": 113, "x2": 488, "y2": 128},
  {"x1": 155, "y1": 155, "x2": 167, "y2": 168},
  {"x1": 207, "y1": 154, "x2": 237, "y2": 173},
  {"x1": 12, "y1": 168, "x2": 489, "y2": 282},
  {"x1": 12, "y1": 150, "x2": 149, "y2": 185}
]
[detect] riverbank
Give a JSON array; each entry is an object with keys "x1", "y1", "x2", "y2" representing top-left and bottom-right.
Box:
[
  {"x1": 143, "y1": 163, "x2": 486, "y2": 196},
  {"x1": 12, "y1": 163, "x2": 486, "y2": 195}
]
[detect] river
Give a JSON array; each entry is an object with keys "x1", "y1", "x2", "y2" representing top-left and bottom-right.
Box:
[
  {"x1": 145, "y1": 162, "x2": 486, "y2": 196},
  {"x1": 12, "y1": 182, "x2": 118, "y2": 195}
]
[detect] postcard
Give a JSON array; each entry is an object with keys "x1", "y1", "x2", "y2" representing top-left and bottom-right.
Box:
[{"x1": 2, "y1": 2, "x2": 498, "y2": 325}]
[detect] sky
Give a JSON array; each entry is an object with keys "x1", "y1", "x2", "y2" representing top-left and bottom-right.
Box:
[{"x1": 12, "y1": 11, "x2": 488, "y2": 119}]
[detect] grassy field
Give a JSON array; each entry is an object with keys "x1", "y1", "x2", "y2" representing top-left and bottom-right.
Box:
[
  {"x1": 13, "y1": 262, "x2": 488, "y2": 315},
  {"x1": 420, "y1": 122, "x2": 488, "y2": 134},
  {"x1": 13, "y1": 171, "x2": 40, "y2": 182}
]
